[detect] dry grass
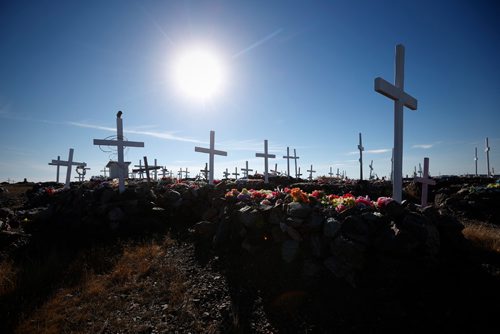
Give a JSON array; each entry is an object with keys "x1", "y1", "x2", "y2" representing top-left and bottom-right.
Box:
[
  {"x1": 463, "y1": 223, "x2": 500, "y2": 254},
  {"x1": 0, "y1": 260, "x2": 17, "y2": 296},
  {"x1": 15, "y1": 237, "x2": 200, "y2": 334}
]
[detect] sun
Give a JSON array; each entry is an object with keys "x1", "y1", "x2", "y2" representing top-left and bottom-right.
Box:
[{"x1": 172, "y1": 46, "x2": 226, "y2": 101}]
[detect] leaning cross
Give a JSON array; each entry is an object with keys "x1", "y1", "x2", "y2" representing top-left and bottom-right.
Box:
[
  {"x1": 241, "y1": 161, "x2": 253, "y2": 178},
  {"x1": 195, "y1": 130, "x2": 227, "y2": 185},
  {"x1": 93, "y1": 113, "x2": 144, "y2": 193},
  {"x1": 255, "y1": 139, "x2": 276, "y2": 183},
  {"x1": 369, "y1": 160, "x2": 374, "y2": 180},
  {"x1": 414, "y1": 157, "x2": 435, "y2": 207},
  {"x1": 375, "y1": 44, "x2": 418, "y2": 202},
  {"x1": 51, "y1": 148, "x2": 86, "y2": 189},
  {"x1": 358, "y1": 132, "x2": 364, "y2": 180},
  {"x1": 283, "y1": 147, "x2": 293, "y2": 177},
  {"x1": 48, "y1": 155, "x2": 62, "y2": 183},
  {"x1": 307, "y1": 164, "x2": 316, "y2": 181}
]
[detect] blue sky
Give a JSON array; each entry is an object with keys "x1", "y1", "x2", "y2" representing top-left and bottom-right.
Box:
[{"x1": 1, "y1": 0, "x2": 499, "y2": 182}]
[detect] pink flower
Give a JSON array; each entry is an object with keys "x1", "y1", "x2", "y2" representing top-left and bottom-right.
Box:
[
  {"x1": 376, "y1": 197, "x2": 393, "y2": 208},
  {"x1": 335, "y1": 204, "x2": 347, "y2": 213}
]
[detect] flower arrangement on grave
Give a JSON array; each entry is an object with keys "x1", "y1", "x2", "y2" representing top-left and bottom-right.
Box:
[{"x1": 290, "y1": 187, "x2": 309, "y2": 203}]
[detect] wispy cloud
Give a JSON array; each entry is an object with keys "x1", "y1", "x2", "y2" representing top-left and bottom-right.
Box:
[
  {"x1": 412, "y1": 144, "x2": 433, "y2": 149},
  {"x1": 347, "y1": 148, "x2": 390, "y2": 155},
  {"x1": 232, "y1": 28, "x2": 283, "y2": 59},
  {"x1": 67, "y1": 121, "x2": 202, "y2": 143}
]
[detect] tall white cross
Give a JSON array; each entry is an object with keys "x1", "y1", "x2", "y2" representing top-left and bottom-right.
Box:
[
  {"x1": 241, "y1": 161, "x2": 253, "y2": 177},
  {"x1": 485, "y1": 137, "x2": 491, "y2": 177},
  {"x1": 375, "y1": 44, "x2": 418, "y2": 202},
  {"x1": 369, "y1": 160, "x2": 374, "y2": 180},
  {"x1": 194, "y1": 130, "x2": 227, "y2": 185},
  {"x1": 307, "y1": 164, "x2": 316, "y2": 181},
  {"x1": 223, "y1": 168, "x2": 230, "y2": 179},
  {"x1": 414, "y1": 157, "x2": 435, "y2": 207},
  {"x1": 283, "y1": 147, "x2": 293, "y2": 177},
  {"x1": 93, "y1": 113, "x2": 144, "y2": 193},
  {"x1": 51, "y1": 148, "x2": 87, "y2": 189},
  {"x1": 474, "y1": 147, "x2": 478, "y2": 176},
  {"x1": 358, "y1": 132, "x2": 364, "y2": 180},
  {"x1": 232, "y1": 167, "x2": 240, "y2": 180},
  {"x1": 255, "y1": 140, "x2": 276, "y2": 183},
  {"x1": 48, "y1": 155, "x2": 62, "y2": 183}
]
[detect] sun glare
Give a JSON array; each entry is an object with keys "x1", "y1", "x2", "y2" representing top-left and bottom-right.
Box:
[{"x1": 172, "y1": 46, "x2": 226, "y2": 101}]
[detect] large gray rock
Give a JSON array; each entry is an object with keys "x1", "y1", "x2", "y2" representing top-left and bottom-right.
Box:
[
  {"x1": 323, "y1": 217, "x2": 341, "y2": 238},
  {"x1": 238, "y1": 206, "x2": 263, "y2": 229},
  {"x1": 287, "y1": 201, "x2": 311, "y2": 218}
]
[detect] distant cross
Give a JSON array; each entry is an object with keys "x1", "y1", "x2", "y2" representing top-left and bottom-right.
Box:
[
  {"x1": 241, "y1": 160, "x2": 253, "y2": 178},
  {"x1": 474, "y1": 147, "x2": 478, "y2": 176},
  {"x1": 283, "y1": 147, "x2": 293, "y2": 177},
  {"x1": 485, "y1": 137, "x2": 491, "y2": 177},
  {"x1": 414, "y1": 157, "x2": 436, "y2": 207},
  {"x1": 153, "y1": 159, "x2": 158, "y2": 181},
  {"x1": 75, "y1": 165, "x2": 90, "y2": 182},
  {"x1": 342, "y1": 170, "x2": 346, "y2": 179},
  {"x1": 296, "y1": 167, "x2": 302, "y2": 179},
  {"x1": 375, "y1": 44, "x2": 418, "y2": 202},
  {"x1": 178, "y1": 168, "x2": 184, "y2": 179},
  {"x1": 292, "y1": 149, "x2": 300, "y2": 178},
  {"x1": 255, "y1": 139, "x2": 276, "y2": 183},
  {"x1": 100, "y1": 166, "x2": 108, "y2": 178},
  {"x1": 328, "y1": 167, "x2": 334, "y2": 178},
  {"x1": 143, "y1": 156, "x2": 152, "y2": 183},
  {"x1": 369, "y1": 160, "x2": 374, "y2": 180},
  {"x1": 51, "y1": 148, "x2": 86, "y2": 189},
  {"x1": 413, "y1": 166, "x2": 417, "y2": 178},
  {"x1": 94, "y1": 113, "x2": 144, "y2": 193},
  {"x1": 307, "y1": 164, "x2": 316, "y2": 181},
  {"x1": 183, "y1": 167, "x2": 190, "y2": 179},
  {"x1": 336, "y1": 168, "x2": 340, "y2": 178},
  {"x1": 200, "y1": 163, "x2": 209, "y2": 180},
  {"x1": 223, "y1": 168, "x2": 230, "y2": 179},
  {"x1": 161, "y1": 167, "x2": 169, "y2": 178},
  {"x1": 48, "y1": 155, "x2": 62, "y2": 183},
  {"x1": 270, "y1": 163, "x2": 278, "y2": 176},
  {"x1": 134, "y1": 160, "x2": 144, "y2": 179},
  {"x1": 195, "y1": 130, "x2": 227, "y2": 184},
  {"x1": 358, "y1": 132, "x2": 364, "y2": 180},
  {"x1": 232, "y1": 167, "x2": 240, "y2": 180},
  {"x1": 418, "y1": 163, "x2": 422, "y2": 178}
]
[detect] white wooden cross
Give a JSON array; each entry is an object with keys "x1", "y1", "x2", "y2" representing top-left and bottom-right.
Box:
[
  {"x1": 307, "y1": 164, "x2": 316, "y2": 181},
  {"x1": 48, "y1": 155, "x2": 62, "y2": 183},
  {"x1": 195, "y1": 130, "x2": 227, "y2": 185},
  {"x1": 296, "y1": 167, "x2": 302, "y2": 179},
  {"x1": 255, "y1": 139, "x2": 276, "y2": 183},
  {"x1": 270, "y1": 163, "x2": 278, "y2": 176},
  {"x1": 183, "y1": 167, "x2": 190, "y2": 179},
  {"x1": 178, "y1": 168, "x2": 184, "y2": 179},
  {"x1": 223, "y1": 168, "x2": 230, "y2": 179},
  {"x1": 232, "y1": 167, "x2": 240, "y2": 180},
  {"x1": 161, "y1": 167, "x2": 169, "y2": 178},
  {"x1": 241, "y1": 160, "x2": 253, "y2": 178},
  {"x1": 414, "y1": 157, "x2": 435, "y2": 207},
  {"x1": 51, "y1": 148, "x2": 87, "y2": 189},
  {"x1": 134, "y1": 160, "x2": 144, "y2": 179},
  {"x1": 474, "y1": 147, "x2": 478, "y2": 176},
  {"x1": 93, "y1": 113, "x2": 144, "y2": 193},
  {"x1": 328, "y1": 167, "x2": 334, "y2": 177},
  {"x1": 375, "y1": 44, "x2": 418, "y2": 202},
  {"x1": 153, "y1": 159, "x2": 158, "y2": 181},
  {"x1": 485, "y1": 137, "x2": 491, "y2": 177},
  {"x1": 100, "y1": 166, "x2": 108, "y2": 178},
  {"x1": 358, "y1": 132, "x2": 364, "y2": 181},
  {"x1": 336, "y1": 168, "x2": 340, "y2": 178},
  {"x1": 369, "y1": 160, "x2": 374, "y2": 180},
  {"x1": 200, "y1": 163, "x2": 209, "y2": 180},
  {"x1": 283, "y1": 147, "x2": 293, "y2": 177}
]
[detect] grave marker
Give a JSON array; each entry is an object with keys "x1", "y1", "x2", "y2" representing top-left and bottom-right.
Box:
[
  {"x1": 292, "y1": 149, "x2": 300, "y2": 178},
  {"x1": 100, "y1": 166, "x2": 108, "y2": 178},
  {"x1": 255, "y1": 140, "x2": 276, "y2": 183},
  {"x1": 474, "y1": 147, "x2": 478, "y2": 176},
  {"x1": 232, "y1": 167, "x2": 240, "y2": 180},
  {"x1": 296, "y1": 167, "x2": 302, "y2": 179},
  {"x1": 194, "y1": 130, "x2": 227, "y2": 185},
  {"x1": 134, "y1": 160, "x2": 144, "y2": 179},
  {"x1": 200, "y1": 163, "x2": 209, "y2": 180},
  {"x1": 51, "y1": 148, "x2": 87, "y2": 189},
  {"x1": 270, "y1": 163, "x2": 278, "y2": 176},
  {"x1": 369, "y1": 160, "x2": 374, "y2": 180},
  {"x1": 418, "y1": 163, "x2": 422, "y2": 178},
  {"x1": 183, "y1": 167, "x2": 190, "y2": 179},
  {"x1": 329, "y1": 167, "x2": 334, "y2": 178},
  {"x1": 358, "y1": 132, "x2": 364, "y2": 180},
  {"x1": 75, "y1": 165, "x2": 90, "y2": 182},
  {"x1": 223, "y1": 168, "x2": 230, "y2": 179},
  {"x1": 307, "y1": 164, "x2": 316, "y2": 181},
  {"x1": 283, "y1": 147, "x2": 293, "y2": 177},
  {"x1": 414, "y1": 157, "x2": 435, "y2": 206},
  {"x1": 375, "y1": 44, "x2": 418, "y2": 202},
  {"x1": 48, "y1": 155, "x2": 62, "y2": 183},
  {"x1": 241, "y1": 160, "x2": 253, "y2": 178},
  {"x1": 93, "y1": 112, "x2": 144, "y2": 193}
]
